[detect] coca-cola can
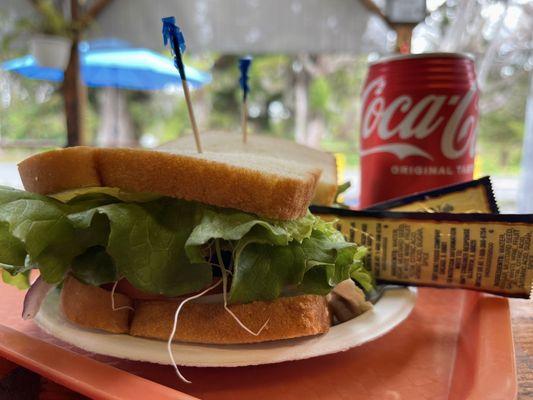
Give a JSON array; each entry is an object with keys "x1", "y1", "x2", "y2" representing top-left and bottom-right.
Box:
[{"x1": 359, "y1": 53, "x2": 479, "y2": 208}]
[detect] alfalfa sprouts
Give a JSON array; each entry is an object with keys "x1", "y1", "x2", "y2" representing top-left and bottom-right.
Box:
[
  {"x1": 110, "y1": 281, "x2": 134, "y2": 312},
  {"x1": 167, "y1": 278, "x2": 223, "y2": 384},
  {"x1": 215, "y1": 240, "x2": 270, "y2": 337}
]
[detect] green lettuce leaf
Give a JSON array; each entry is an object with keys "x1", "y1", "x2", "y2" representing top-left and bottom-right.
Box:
[
  {"x1": 187, "y1": 208, "x2": 373, "y2": 303},
  {"x1": 350, "y1": 246, "x2": 373, "y2": 291},
  {"x1": 0, "y1": 193, "x2": 84, "y2": 283},
  {"x1": 0, "y1": 186, "x2": 372, "y2": 302},
  {"x1": 295, "y1": 226, "x2": 371, "y2": 296},
  {"x1": 185, "y1": 208, "x2": 315, "y2": 263},
  {"x1": 1, "y1": 269, "x2": 30, "y2": 289},
  {"x1": 70, "y1": 246, "x2": 117, "y2": 286},
  {"x1": 52, "y1": 187, "x2": 161, "y2": 203},
  {"x1": 68, "y1": 199, "x2": 212, "y2": 296},
  {"x1": 0, "y1": 222, "x2": 26, "y2": 267},
  {"x1": 229, "y1": 241, "x2": 306, "y2": 303}
]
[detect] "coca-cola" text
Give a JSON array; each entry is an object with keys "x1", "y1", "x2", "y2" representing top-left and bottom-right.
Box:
[{"x1": 361, "y1": 77, "x2": 478, "y2": 160}]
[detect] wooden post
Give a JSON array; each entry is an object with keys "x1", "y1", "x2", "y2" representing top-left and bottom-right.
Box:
[
  {"x1": 358, "y1": 0, "x2": 419, "y2": 55},
  {"x1": 63, "y1": 0, "x2": 83, "y2": 147},
  {"x1": 63, "y1": 39, "x2": 84, "y2": 146},
  {"x1": 394, "y1": 24, "x2": 415, "y2": 54},
  {"x1": 29, "y1": 0, "x2": 114, "y2": 147}
]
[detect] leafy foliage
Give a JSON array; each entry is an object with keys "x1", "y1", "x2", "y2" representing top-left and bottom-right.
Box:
[{"x1": 0, "y1": 3, "x2": 527, "y2": 176}]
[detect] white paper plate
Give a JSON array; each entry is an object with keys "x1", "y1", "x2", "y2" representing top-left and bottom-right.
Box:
[{"x1": 35, "y1": 287, "x2": 417, "y2": 367}]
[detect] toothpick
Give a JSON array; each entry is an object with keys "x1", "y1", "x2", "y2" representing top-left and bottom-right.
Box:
[
  {"x1": 162, "y1": 16, "x2": 202, "y2": 153},
  {"x1": 181, "y1": 80, "x2": 202, "y2": 153},
  {"x1": 241, "y1": 99, "x2": 248, "y2": 144}
]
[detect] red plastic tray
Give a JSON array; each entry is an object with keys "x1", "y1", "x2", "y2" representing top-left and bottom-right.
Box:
[{"x1": 0, "y1": 281, "x2": 517, "y2": 400}]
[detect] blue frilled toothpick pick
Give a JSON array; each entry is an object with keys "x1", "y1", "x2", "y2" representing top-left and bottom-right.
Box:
[
  {"x1": 162, "y1": 16, "x2": 202, "y2": 153},
  {"x1": 239, "y1": 56, "x2": 252, "y2": 143}
]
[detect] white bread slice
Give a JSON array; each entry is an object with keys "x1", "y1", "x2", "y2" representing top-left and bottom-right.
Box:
[
  {"x1": 61, "y1": 276, "x2": 132, "y2": 334},
  {"x1": 17, "y1": 146, "x2": 321, "y2": 220},
  {"x1": 60, "y1": 277, "x2": 331, "y2": 344},
  {"x1": 130, "y1": 295, "x2": 331, "y2": 344},
  {"x1": 159, "y1": 131, "x2": 338, "y2": 205}
]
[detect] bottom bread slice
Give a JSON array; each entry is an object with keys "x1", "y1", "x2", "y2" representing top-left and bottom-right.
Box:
[
  {"x1": 60, "y1": 277, "x2": 331, "y2": 344},
  {"x1": 130, "y1": 295, "x2": 331, "y2": 344},
  {"x1": 61, "y1": 276, "x2": 132, "y2": 334}
]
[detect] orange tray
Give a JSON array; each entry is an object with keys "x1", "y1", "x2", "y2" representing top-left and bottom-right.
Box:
[{"x1": 0, "y1": 281, "x2": 517, "y2": 400}]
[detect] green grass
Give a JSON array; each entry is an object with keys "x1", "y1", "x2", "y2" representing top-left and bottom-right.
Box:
[{"x1": 476, "y1": 142, "x2": 523, "y2": 176}]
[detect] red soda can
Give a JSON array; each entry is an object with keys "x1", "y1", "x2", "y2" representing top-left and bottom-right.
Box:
[{"x1": 359, "y1": 53, "x2": 479, "y2": 208}]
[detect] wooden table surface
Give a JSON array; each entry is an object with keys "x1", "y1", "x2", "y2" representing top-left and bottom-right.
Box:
[{"x1": 509, "y1": 298, "x2": 532, "y2": 400}]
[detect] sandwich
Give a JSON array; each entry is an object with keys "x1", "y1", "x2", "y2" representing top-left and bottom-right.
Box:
[
  {"x1": 0, "y1": 146, "x2": 372, "y2": 345},
  {"x1": 160, "y1": 131, "x2": 338, "y2": 206}
]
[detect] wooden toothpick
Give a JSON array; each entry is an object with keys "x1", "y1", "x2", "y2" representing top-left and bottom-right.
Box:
[
  {"x1": 162, "y1": 16, "x2": 202, "y2": 153},
  {"x1": 241, "y1": 99, "x2": 248, "y2": 144},
  {"x1": 181, "y1": 79, "x2": 202, "y2": 153}
]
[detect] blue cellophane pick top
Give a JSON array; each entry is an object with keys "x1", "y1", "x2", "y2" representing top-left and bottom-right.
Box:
[
  {"x1": 162, "y1": 16, "x2": 187, "y2": 80},
  {"x1": 239, "y1": 56, "x2": 252, "y2": 101}
]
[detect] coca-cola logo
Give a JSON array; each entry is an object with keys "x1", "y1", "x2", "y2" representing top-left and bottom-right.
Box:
[{"x1": 361, "y1": 77, "x2": 478, "y2": 160}]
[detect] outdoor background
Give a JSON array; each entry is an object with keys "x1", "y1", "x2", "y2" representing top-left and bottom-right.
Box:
[{"x1": 0, "y1": 0, "x2": 531, "y2": 211}]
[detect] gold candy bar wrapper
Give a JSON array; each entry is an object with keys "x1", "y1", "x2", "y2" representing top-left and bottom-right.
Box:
[
  {"x1": 367, "y1": 176, "x2": 498, "y2": 214},
  {"x1": 311, "y1": 207, "x2": 533, "y2": 299}
]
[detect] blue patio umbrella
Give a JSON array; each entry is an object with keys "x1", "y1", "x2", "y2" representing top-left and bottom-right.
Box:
[
  {"x1": 2, "y1": 39, "x2": 211, "y2": 146},
  {"x1": 1, "y1": 40, "x2": 211, "y2": 90}
]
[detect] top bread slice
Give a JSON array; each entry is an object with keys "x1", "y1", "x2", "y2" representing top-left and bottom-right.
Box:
[
  {"x1": 18, "y1": 147, "x2": 321, "y2": 220},
  {"x1": 159, "y1": 131, "x2": 338, "y2": 205}
]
